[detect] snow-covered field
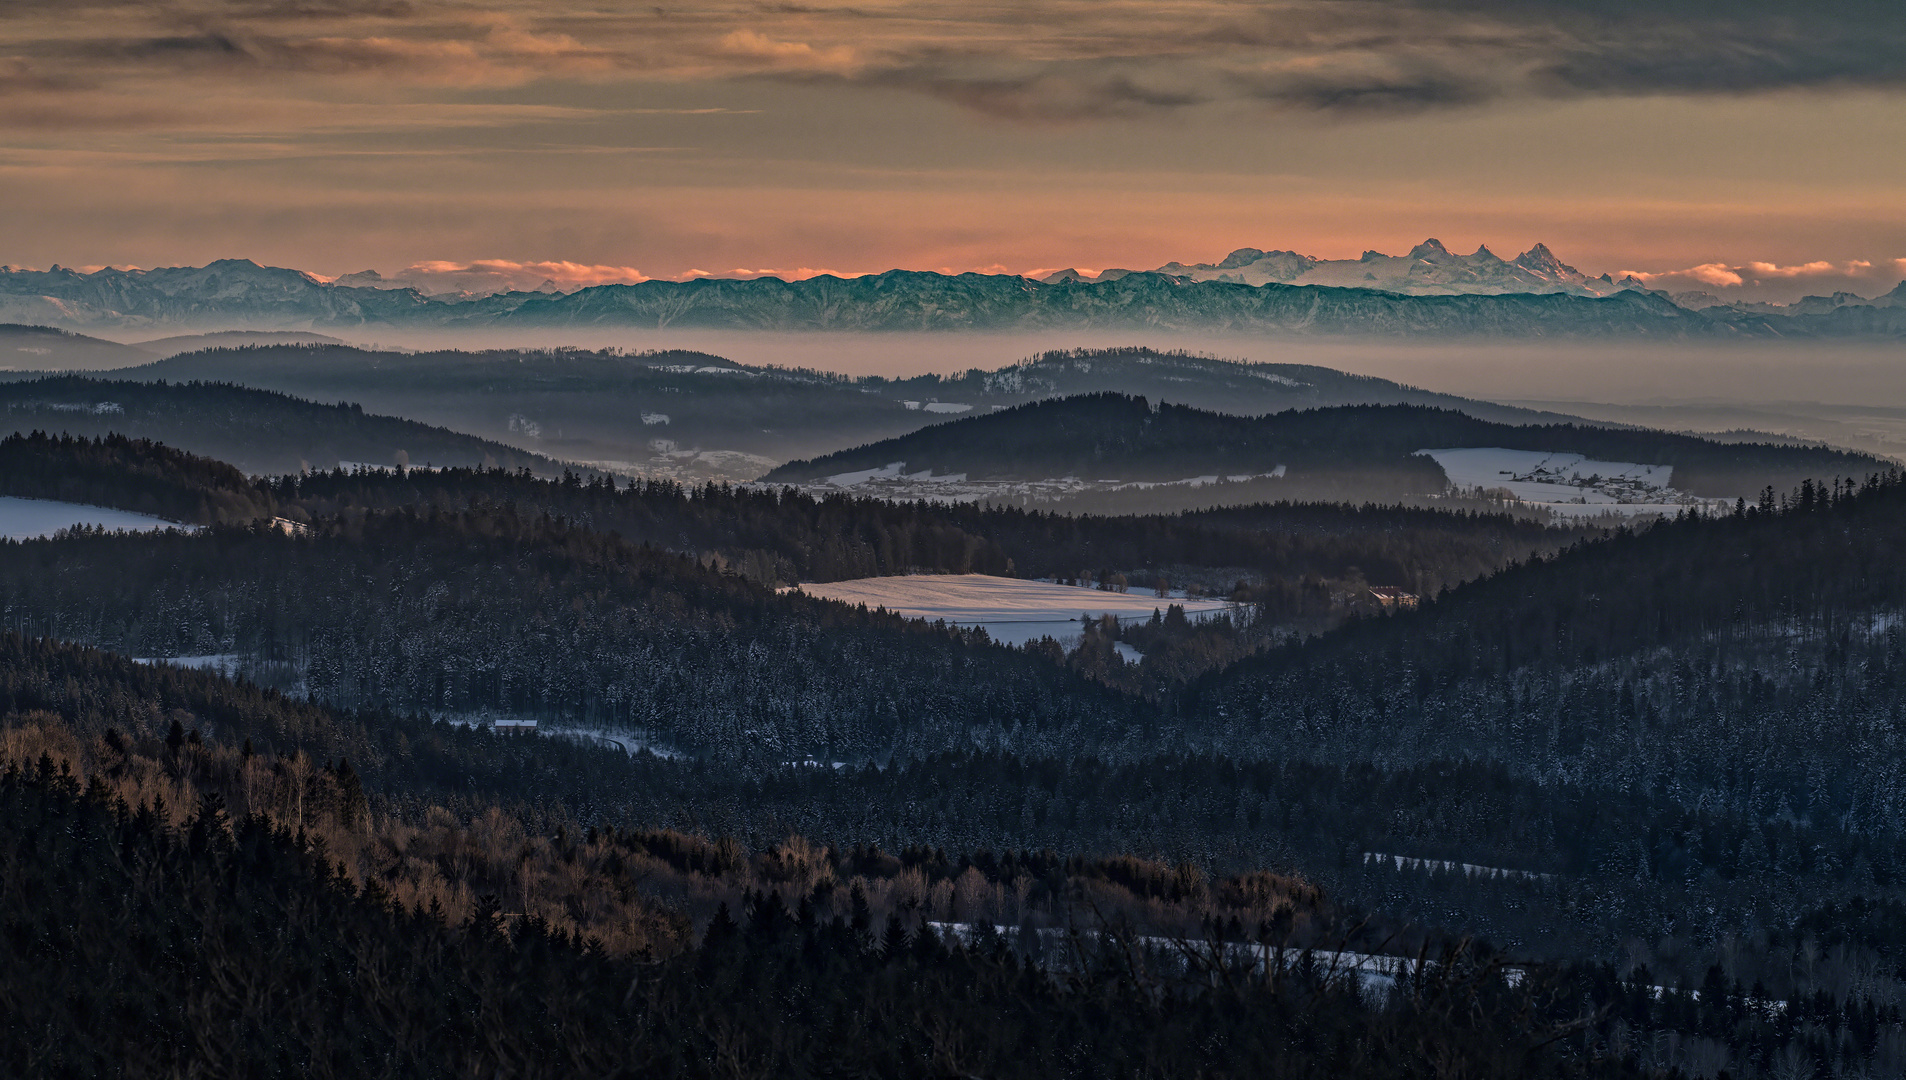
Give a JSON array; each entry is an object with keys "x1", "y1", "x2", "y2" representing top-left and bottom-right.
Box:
[
  {"x1": 788, "y1": 464, "x2": 1287, "y2": 505},
  {"x1": 932, "y1": 922, "x2": 1434, "y2": 996},
  {"x1": 1417, "y1": 447, "x2": 1716, "y2": 518},
  {"x1": 819, "y1": 462, "x2": 968, "y2": 488},
  {"x1": 0, "y1": 497, "x2": 189, "y2": 540},
  {"x1": 790, "y1": 573, "x2": 1231, "y2": 646}
]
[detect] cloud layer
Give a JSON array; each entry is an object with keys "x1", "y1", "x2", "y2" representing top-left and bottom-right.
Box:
[
  {"x1": 7, "y1": 0, "x2": 1906, "y2": 126},
  {"x1": 1621, "y1": 258, "x2": 1906, "y2": 301}
]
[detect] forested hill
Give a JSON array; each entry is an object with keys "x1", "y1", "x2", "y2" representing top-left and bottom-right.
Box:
[
  {"x1": 0, "y1": 431, "x2": 269, "y2": 524},
  {"x1": 0, "y1": 323, "x2": 154, "y2": 368},
  {"x1": 5, "y1": 343, "x2": 1607, "y2": 484},
  {"x1": 766, "y1": 394, "x2": 1883, "y2": 500},
  {"x1": 0, "y1": 431, "x2": 1599, "y2": 593},
  {"x1": 0, "y1": 634, "x2": 1657, "y2": 1079},
  {"x1": 1216, "y1": 471, "x2": 1906, "y2": 685},
  {"x1": 1181, "y1": 469, "x2": 1906, "y2": 875},
  {"x1": 0, "y1": 507, "x2": 1136, "y2": 761},
  {"x1": 0, "y1": 376, "x2": 567, "y2": 476},
  {"x1": 17, "y1": 434, "x2": 1906, "y2": 1072}
]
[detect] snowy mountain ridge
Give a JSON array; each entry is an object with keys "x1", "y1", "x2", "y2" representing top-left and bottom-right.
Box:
[{"x1": 1057, "y1": 238, "x2": 1640, "y2": 297}]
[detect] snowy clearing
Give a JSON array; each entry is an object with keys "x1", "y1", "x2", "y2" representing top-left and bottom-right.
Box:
[
  {"x1": 789, "y1": 574, "x2": 1231, "y2": 647},
  {"x1": 793, "y1": 466, "x2": 1286, "y2": 504},
  {"x1": 131, "y1": 654, "x2": 243, "y2": 674},
  {"x1": 1416, "y1": 447, "x2": 1717, "y2": 518},
  {"x1": 820, "y1": 462, "x2": 968, "y2": 487},
  {"x1": 0, "y1": 497, "x2": 190, "y2": 540},
  {"x1": 931, "y1": 922, "x2": 1438, "y2": 996}
]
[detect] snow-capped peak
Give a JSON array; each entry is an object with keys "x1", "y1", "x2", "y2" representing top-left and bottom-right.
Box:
[
  {"x1": 1142, "y1": 240, "x2": 1619, "y2": 297},
  {"x1": 1512, "y1": 243, "x2": 1570, "y2": 276}
]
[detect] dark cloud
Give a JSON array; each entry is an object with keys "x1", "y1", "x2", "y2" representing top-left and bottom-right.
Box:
[
  {"x1": 856, "y1": 64, "x2": 1210, "y2": 123},
  {"x1": 6, "y1": 0, "x2": 1906, "y2": 123},
  {"x1": 1409, "y1": 0, "x2": 1906, "y2": 100},
  {"x1": 228, "y1": 0, "x2": 417, "y2": 18},
  {"x1": 1234, "y1": 64, "x2": 1500, "y2": 114},
  {"x1": 850, "y1": 0, "x2": 1906, "y2": 118}
]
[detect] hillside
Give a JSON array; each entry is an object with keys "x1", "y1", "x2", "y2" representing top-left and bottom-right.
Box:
[
  {"x1": 0, "y1": 324, "x2": 155, "y2": 370},
  {"x1": 765, "y1": 393, "x2": 1885, "y2": 508},
  {"x1": 0, "y1": 431, "x2": 1599, "y2": 598},
  {"x1": 0, "y1": 376, "x2": 571, "y2": 476},
  {"x1": 0, "y1": 633, "x2": 1645, "y2": 1080},
  {"x1": 9, "y1": 430, "x2": 1906, "y2": 1075},
  {"x1": 2, "y1": 344, "x2": 1600, "y2": 484}
]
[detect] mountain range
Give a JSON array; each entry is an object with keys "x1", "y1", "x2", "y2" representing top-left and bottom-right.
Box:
[
  {"x1": 1058, "y1": 238, "x2": 1637, "y2": 297},
  {"x1": 5, "y1": 249, "x2": 1904, "y2": 338}
]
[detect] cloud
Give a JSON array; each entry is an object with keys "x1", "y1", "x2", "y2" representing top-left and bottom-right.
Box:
[
  {"x1": 361, "y1": 259, "x2": 650, "y2": 294},
  {"x1": 1, "y1": 6, "x2": 615, "y2": 100},
  {"x1": 7, "y1": 0, "x2": 1906, "y2": 126},
  {"x1": 1620, "y1": 257, "x2": 1906, "y2": 301},
  {"x1": 778, "y1": 0, "x2": 1906, "y2": 120},
  {"x1": 674, "y1": 266, "x2": 866, "y2": 281},
  {"x1": 717, "y1": 30, "x2": 856, "y2": 73}
]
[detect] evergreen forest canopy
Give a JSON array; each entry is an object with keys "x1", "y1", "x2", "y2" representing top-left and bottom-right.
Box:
[
  {"x1": 0, "y1": 429, "x2": 1597, "y2": 593},
  {"x1": 7, "y1": 426, "x2": 1906, "y2": 1076}
]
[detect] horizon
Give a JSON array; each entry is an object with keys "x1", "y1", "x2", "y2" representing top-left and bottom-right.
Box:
[{"x1": 10, "y1": 241, "x2": 1906, "y2": 308}]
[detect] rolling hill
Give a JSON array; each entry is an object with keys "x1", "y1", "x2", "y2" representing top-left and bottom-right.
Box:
[
  {"x1": 0, "y1": 376, "x2": 572, "y2": 476},
  {"x1": 763, "y1": 393, "x2": 1886, "y2": 511},
  {"x1": 2, "y1": 344, "x2": 1607, "y2": 482},
  {"x1": 0, "y1": 324, "x2": 156, "y2": 370}
]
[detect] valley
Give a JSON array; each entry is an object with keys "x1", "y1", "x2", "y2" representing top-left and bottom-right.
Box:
[{"x1": 1, "y1": 330, "x2": 1902, "y2": 1079}]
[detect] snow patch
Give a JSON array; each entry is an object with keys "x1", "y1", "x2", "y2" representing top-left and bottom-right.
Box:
[
  {"x1": 0, "y1": 497, "x2": 191, "y2": 541},
  {"x1": 788, "y1": 573, "x2": 1230, "y2": 647},
  {"x1": 1416, "y1": 447, "x2": 1717, "y2": 518},
  {"x1": 821, "y1": 462, "x2": 967, "y2": 488}
]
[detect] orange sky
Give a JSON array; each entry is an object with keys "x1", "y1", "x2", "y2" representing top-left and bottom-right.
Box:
[{"x1": 4, "y1": 1, "x2": 1906, "y2": 301}]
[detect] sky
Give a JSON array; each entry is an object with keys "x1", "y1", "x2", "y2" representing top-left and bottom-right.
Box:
[{"x1": 4, "y1": 0, "x2": 1906, "y2": 302}]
